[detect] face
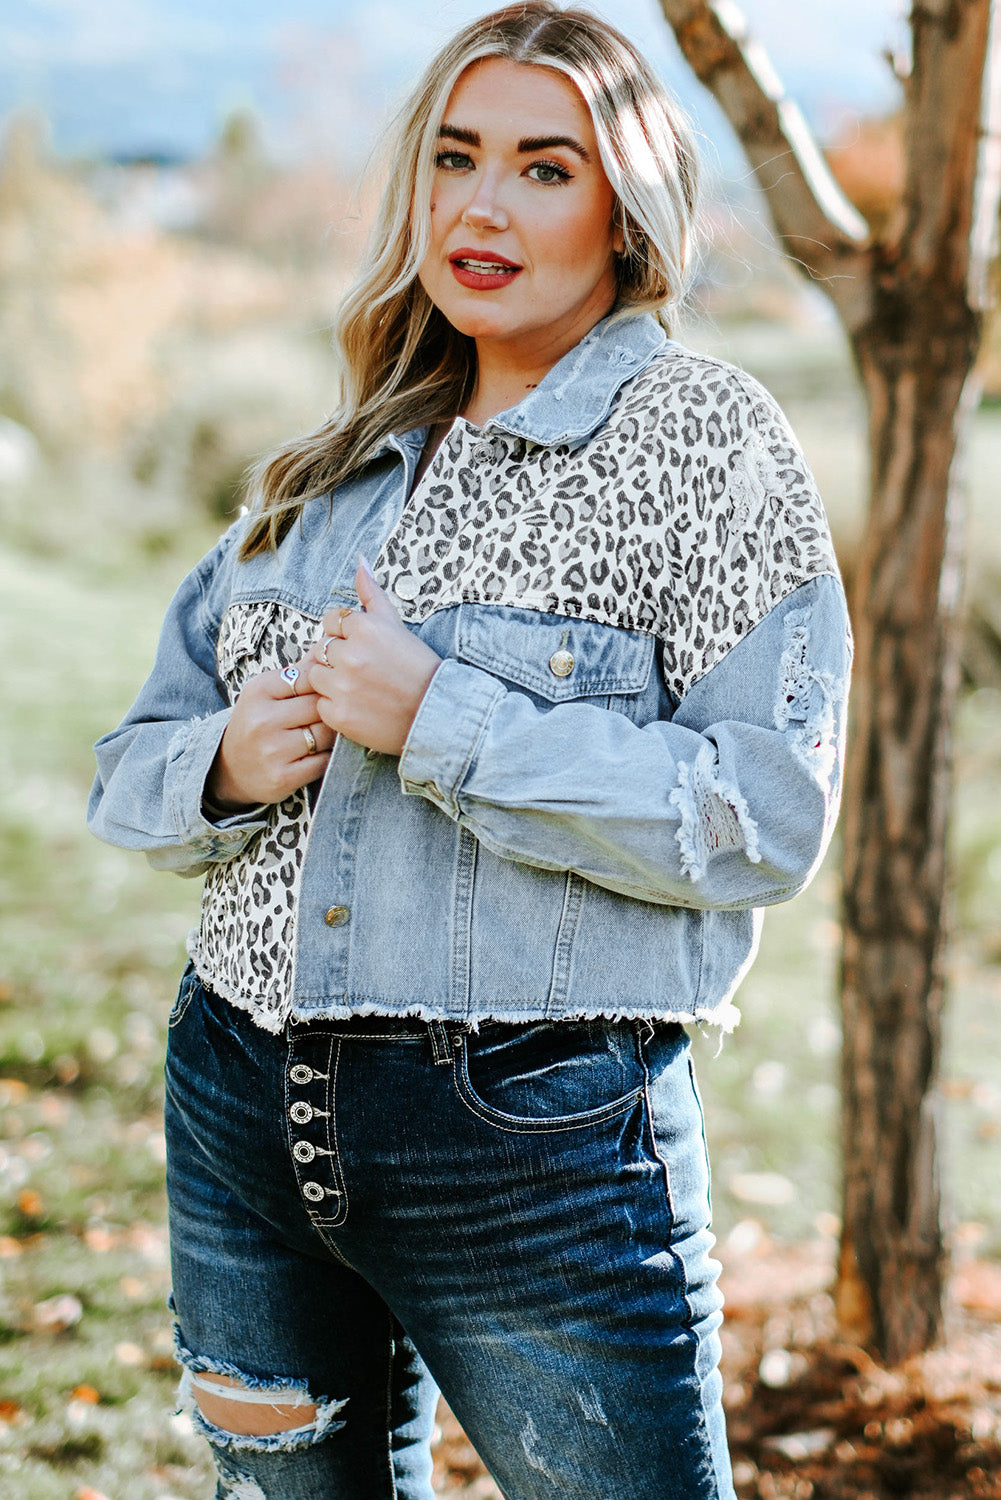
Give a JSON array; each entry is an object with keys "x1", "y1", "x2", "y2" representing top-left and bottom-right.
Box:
[{"x1": 417, "y1": 57, "x2": 622, "y2": 368}]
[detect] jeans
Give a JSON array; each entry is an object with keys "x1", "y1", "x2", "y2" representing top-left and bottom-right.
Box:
[{"x1": 164, "y1": 966, "x2": 735, "y2": 1500}]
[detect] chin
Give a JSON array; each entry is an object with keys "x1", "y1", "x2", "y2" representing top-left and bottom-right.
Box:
[{"x1": 437, "y1": 304, "x2": 521, "y2": 340}]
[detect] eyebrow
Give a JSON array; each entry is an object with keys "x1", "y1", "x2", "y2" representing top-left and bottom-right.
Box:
[{"x1": 437, "y1": 124, "x2": 591, "y2": 163}]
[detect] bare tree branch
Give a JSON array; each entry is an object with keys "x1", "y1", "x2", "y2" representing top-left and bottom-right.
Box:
[
  {"x1": 657, "y1": 0, "x2": 873, "y2": 323},
  {"x1": 903, "y1": 0, "x2": 1000, "y2": 301}
]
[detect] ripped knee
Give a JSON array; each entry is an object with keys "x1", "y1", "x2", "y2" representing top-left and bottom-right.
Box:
[
  {"x1": 176, "y1": 1341, "x2": 347, "y2": 1453},
  {"x1": 189, "y1": 1371, "x2": 319, "y2": 1438}
]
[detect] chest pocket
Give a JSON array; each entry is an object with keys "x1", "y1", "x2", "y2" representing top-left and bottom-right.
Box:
[
  {"x1": 454, "y1": 604, "x2": 655, "y2": 712},
  {"x1": 216, "y1": 600, "x2": 320, "y2": 701}
]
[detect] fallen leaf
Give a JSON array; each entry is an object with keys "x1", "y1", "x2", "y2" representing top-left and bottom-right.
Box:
[
  {"x1": 83, "y1": 1225, "x2": 117, "y2": 1253},
  {"x1": 761, "y1": 1427, "x2": 836, "y2": 1461},
  {"x1": 70, "y1": 1384, "x2": 100, "y2": 1404},
  {"x1": 31, "y1": 1293, "x2": 83, "y2": 1332},
  {"x1": 0, "y1": 1399, "x2": 24, "y2": 1424},
  {"x1": 16, "y1": 1188, "x2": 45, "y2": 1219}
]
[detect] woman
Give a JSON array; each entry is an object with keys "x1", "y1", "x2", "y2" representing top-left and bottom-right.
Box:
[{"x1": 89, "y1": 5, "x2": 852, "y2": 1498}]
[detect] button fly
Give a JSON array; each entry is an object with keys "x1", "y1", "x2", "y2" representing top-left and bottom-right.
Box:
[
  {"x1": 301, "y1": 1181, "x2": 325, "y2": 1203},
  {"x1": 290, "y1": 1101, "x2": 313, "y2": 1125},
  {"x1": 289, "y1": 1064, "x2": 313, "y2": 1085},
  {"x1": 293, "y1": 1141, "x2": 316, "y2": 1164}
]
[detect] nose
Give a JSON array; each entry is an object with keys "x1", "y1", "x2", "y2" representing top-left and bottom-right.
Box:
[{"x1": 461, "y1": 174, "x2": 509, "y2": 233}]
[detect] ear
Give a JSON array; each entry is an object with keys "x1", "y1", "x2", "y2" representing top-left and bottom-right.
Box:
[{"x1": 612, "y1": 203, "x2": 626, "y2": 257}]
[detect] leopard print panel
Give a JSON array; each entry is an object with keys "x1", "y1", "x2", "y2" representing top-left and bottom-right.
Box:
[
  {"x1": 188, "y1": 601, "x2": 321, "y2": 1032},
  {"x1": 376, "y1": 347, "x2": 838, "y2": 701}
]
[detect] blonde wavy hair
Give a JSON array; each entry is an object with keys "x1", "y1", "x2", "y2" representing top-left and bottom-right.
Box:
[{"x1": 240, "y1": 1, "x2": 701, "y2": 558}]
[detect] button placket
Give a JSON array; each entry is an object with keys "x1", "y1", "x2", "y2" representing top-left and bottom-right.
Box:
[{"x1": 285, "y1": 1038, "x2": 346, "y2": 1225}]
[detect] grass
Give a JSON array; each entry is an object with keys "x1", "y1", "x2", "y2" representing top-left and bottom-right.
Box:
[{"x1": 1, "y1": 378, "x2": 1000, "y2": 1497}]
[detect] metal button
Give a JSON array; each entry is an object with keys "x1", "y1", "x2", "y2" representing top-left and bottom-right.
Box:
[
  {"x1": 471, "y1": 443, "x2": 492, "y2": 464},
  {"x1": 293, "y1": 1141, "x2": 316, "y2": 1164},
  {"x1": 290, "y1": 1101, "x2": 313, "y2": 1125},
  {"x1": 548, "y1": 649, "x2": 575, "y2": 678},
  {"x1": 324, "y1": 906, "x2": 349, "y2": 927},
  {"x1": 302, "y1": 1181, "x2": 325, "y2": 1203},
  {"x1": 289, "y1": 1064, "x2": 313, "y2": 1085},
  {"x1": 393, "y1": 574, "x2": 420, "y2": 601}
]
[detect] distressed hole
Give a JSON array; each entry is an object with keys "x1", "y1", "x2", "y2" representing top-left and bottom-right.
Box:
[
  {"x1": 191, "y1": 1372, "x2": 317, "y2": 1438},
  {"x1": 217, "y1": 1473, "x2": 267, "y2": 1500},
  {"x1": 670, "y1": 742, "x2": 760, "y2": 882}
]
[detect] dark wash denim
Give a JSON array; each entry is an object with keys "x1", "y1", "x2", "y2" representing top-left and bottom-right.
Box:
[{"x1": 165, "y1": 967, "x2": 735, "y2": 1500}]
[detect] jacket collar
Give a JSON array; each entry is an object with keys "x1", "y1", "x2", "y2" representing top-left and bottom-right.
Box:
[{"x1": 380, "y1": 311, "x2": 668, "y2": 461}]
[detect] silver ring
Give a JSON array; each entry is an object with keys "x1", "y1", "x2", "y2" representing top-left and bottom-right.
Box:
[
  {"x1": 320, "y1": 636, "x2": 338, "y2": 667},
  {"x1": 302, "y1": 725, "x2": 318, "y2": 755},
  {"x1": 280, "y1": 665, "x2": 302, "y2": 695}
]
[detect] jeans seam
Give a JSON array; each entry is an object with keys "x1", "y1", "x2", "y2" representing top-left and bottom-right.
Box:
[
  {"x1": 324, "y1": 1039, "x2": 348, "y2": 1226},
  {"x1": 383, "y1": 1310, "x2": 399, "y2": 1500},
  {"x1": 636, "y1": 1040, "x2": 720, "y2": 1472}
]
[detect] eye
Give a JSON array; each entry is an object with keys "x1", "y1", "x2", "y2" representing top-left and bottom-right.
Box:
[
  {"x1": 526, "y1": 160, "x2": 572, "y2": 184},
  {"x1": 435, "y1": 150, "x2": 473, "y2": 171}
]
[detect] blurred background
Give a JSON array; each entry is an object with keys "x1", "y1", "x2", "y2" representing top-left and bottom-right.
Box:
[{"x1": 1, "y1": 2, "x2": 1000, "y2": 1496}]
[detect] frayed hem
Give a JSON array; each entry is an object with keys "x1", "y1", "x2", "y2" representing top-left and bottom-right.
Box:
[
  {"x1": 288, "y1": 997, "x2": 742, "y2": 1033},
  {"x1": 173, "y1": 1330, "x2": 347, "y2": 1453},
  {"x1": 185, "y1": 938, "x2": 288, "y2": 1034}
]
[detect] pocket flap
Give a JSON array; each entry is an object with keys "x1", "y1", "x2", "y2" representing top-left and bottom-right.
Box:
[{"x1": 455, "y1": 605, "x2": 654, "y2": 703}]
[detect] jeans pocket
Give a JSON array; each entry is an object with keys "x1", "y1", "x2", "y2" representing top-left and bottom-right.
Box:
[
  {"x1": 453, "y1": 1019, "x2": 645, "y2": 1134},
  {"x1": 168, "y1": 963, "x2": 202, "y2": 1030}
]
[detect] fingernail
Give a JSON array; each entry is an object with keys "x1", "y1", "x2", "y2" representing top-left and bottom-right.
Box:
[{"x1": 358, "y1": 553, "x2": 374, "y2": 578}]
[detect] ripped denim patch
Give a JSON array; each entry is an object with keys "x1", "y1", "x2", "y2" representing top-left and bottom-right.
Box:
[
  {"x1": 670, "y1": 741, "x2": 762, "y2": 882},
  {"x1": 774, "y1": 606, "x2": 840, "y2": 785},
  {"x1": 174, "y1": 1326, "x2": 347, "y2": 1455}
]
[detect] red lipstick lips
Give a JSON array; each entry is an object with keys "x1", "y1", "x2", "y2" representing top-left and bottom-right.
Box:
[{"x1": 448, "y1": 247, "x2": 522, "y2": 290}]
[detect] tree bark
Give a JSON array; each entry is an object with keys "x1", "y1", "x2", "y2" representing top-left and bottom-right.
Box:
[
  {"x1": 657, "y1": 0, "x2": 1001, "y2": 1360},
  {"x1": 837, "y1": 309, "x2": 977, "y2": 1357}
]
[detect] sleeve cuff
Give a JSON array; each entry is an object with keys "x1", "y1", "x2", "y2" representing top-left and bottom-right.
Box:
[
  {"x1": 165, "y1": 709, "x2": 269, "y2": 855},
  {"x1": 398, "y1": 658, "x2": 504, "y2": 817}
]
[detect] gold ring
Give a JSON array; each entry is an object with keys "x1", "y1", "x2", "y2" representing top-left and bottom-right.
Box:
[{"x1": 302, "y1": 725, "x2": 318, "y2": 755}]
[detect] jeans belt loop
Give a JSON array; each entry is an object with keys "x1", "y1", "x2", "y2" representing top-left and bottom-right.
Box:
[{"x1": 428, "y1": 1020, "x2": 452, "y2": 1066}]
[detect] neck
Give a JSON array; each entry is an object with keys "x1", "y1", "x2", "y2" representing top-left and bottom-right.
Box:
[{"x1": 462, "y1": 298, "x2": 615, "y2": 427}]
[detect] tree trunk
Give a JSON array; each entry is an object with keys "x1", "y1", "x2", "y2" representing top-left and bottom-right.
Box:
[
  {"x1": 836, "y1": 282, "x2": 980, "y2": 1359},
  {"x1": 657, "y1": 0, "x2": 1001, "y2": 1361}
]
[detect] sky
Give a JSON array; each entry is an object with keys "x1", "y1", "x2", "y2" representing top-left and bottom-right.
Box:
[{"x1": 2, "y1": 0, "x2": 909, "y2": 168}]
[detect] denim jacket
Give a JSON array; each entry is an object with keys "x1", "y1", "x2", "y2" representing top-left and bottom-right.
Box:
[{"x1": 89, "y1": 312, "x2": 852, "y2": 1033}]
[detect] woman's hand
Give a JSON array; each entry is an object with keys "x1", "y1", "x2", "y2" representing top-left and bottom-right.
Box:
[
  {"x1": 308, "y1": 558, "x2": 441, "y2": 756},
  {"x1": 206, "y1": 666, "x2": 335, "y2": 811}
]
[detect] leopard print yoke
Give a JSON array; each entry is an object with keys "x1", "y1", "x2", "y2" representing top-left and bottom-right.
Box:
[
  {"x1": 376, "y1": 348, "x2": 837, "y2": 701},
  {"x1": 190, "y1": 344, "x2": 839, "y2": 1032}
]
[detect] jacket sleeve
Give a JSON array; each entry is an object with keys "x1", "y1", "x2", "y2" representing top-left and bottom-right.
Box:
[
  {"x1": 87, "y1": 522, "x2": 270, "y2": 877},
  {"x1": 398, "y1": 572, "x2": 851, "y2": 913}
]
